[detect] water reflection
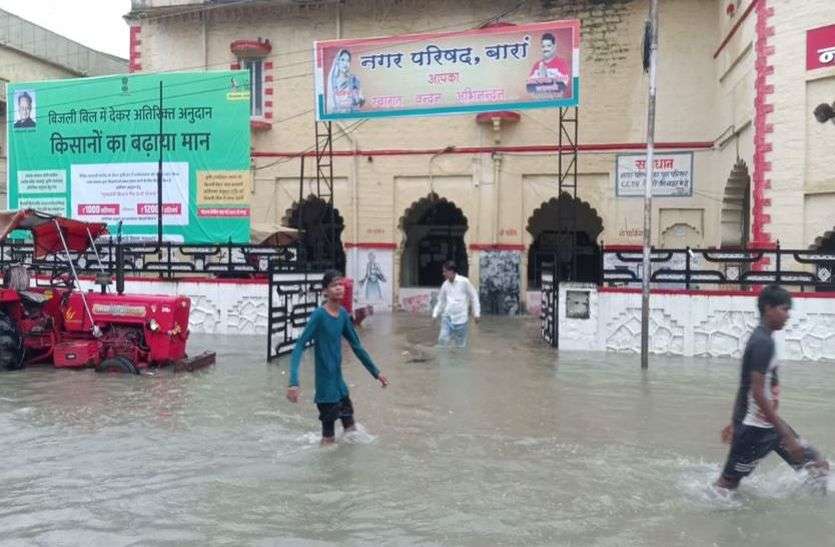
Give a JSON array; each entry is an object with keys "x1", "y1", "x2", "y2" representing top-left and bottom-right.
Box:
[{"x1": 0, "y1": 315, "x2": 832, "y2": 545}]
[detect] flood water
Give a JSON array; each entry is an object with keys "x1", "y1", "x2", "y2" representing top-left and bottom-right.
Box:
[{"x1": 1, "y1": 314, "x2": 834, "y2": 546}]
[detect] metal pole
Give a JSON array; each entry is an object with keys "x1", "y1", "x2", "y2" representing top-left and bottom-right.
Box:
[
  {"x1": 157, "y1": 81, "x2": 164, "y2": 250},
  {"x1": 641, "y1": 0, "x2": 659, "y2": 370}
]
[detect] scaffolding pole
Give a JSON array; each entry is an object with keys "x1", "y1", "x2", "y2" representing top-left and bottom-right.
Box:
[{"x1": 641, "y1": 0, "x2": 659, "y2": 369}]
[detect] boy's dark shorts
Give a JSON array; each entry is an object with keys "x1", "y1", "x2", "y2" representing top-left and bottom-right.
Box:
[
  {"x1": 316, "y1": 396, "x2": 354, "y2": 437},
  {"x1": 721, "y1": 423, "x2": 822, "y2": 482}
]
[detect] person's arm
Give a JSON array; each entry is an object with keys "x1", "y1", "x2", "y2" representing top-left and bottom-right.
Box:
[
  {"x1": 352, "y1": 75, "x2": 365, "y2": 105},
  {"x1": 327, "y1": 80, "x2": 335, "y2": 112},
  {"x1": 432, "y1": 284, "x2": 447, "y2": 319},
  {"x1": 750, "y1": 371, "x2": 787, "y2": 434},
  {"x1": 721, "y1": 388, "x2": 746, "y2": 443},
  {"x1": 286, "y1": 310, "x2": 320, "y2": 401},
  {"x1": 528, "y1": 61, "x2": 540, "y2": 79},
  {"x1": 467, "y1": 279, "x2": 481, "y2": 320},
  {"x1": 342, "y1": 314, "x2": 388, "y2": 387},
  {"x1": 750, "y1": 371, "x2": 802, "y2": 460},
  {"x1": 771, "y1": 368, "x2": 780, "y2": 410}
]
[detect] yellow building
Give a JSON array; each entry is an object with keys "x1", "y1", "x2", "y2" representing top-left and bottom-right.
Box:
[{"x1": 125, "y1": 0, "x2": 835, "y2": 312}]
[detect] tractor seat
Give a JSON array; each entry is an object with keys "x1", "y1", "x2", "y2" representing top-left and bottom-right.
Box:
[
  {"x1": 20, "y1": 291, "x2": 50, "y2": 306},
  {"x1": 4, "y1": 264, "x2": 31, "y2": 291}
]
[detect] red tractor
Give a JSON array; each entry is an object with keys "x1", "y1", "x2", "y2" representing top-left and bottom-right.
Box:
[{"x1": 0, "y1": 209, "x2": 215, "y2": 374}]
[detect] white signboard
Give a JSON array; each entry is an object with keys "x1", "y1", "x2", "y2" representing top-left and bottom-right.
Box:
[
  {"x1": 70, "y1": 162, "x2": 189, "y2": 225},
  {"x1": 615, "y1": 152, "x2": 693, "y2": 197}
]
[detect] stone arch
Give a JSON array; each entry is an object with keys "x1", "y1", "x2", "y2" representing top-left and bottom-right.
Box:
[
  {"x1": 398, "y1": 192, "x2": 469, "y2": 287},
  {"x1": 720, "y1": 159, "x2": 751, "y2": 248},
  {"x1": 282, "y1": 195, "x2": 346, "y2": 271},
  {"x1": 526, "y1": 192, "x2": 604, "y2": 287}
]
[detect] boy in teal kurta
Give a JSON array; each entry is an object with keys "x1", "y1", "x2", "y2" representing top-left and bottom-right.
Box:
[{"x1": 286, "y1": 270, "x2": 389, "y2": 445}]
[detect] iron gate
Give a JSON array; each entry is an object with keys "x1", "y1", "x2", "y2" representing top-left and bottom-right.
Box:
[
  {"x1": 266, "y1": 269, "x2": 325, "y2": 361},
  {"x1": 540, "y1": 270, "x2": 558, "y2": 347}
]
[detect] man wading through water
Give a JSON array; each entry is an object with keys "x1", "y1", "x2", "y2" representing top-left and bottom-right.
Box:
[
  {"x1": 432, "y1": 261, "x2": 480, "y2": 348},
  {"x1": 715, "y1": 284, "x2": 829, "y2": 493},
  {"x1": 286, "y1": 270, "x2": 389, "y2": 445}
]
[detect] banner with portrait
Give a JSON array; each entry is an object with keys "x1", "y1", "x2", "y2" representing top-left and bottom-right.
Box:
[
  {"x1": 6, "y1": 71, "x2": 252, "y2": 243},
  {"x1": 314, "y1": 20, "x2": 580, "y2": 120}
]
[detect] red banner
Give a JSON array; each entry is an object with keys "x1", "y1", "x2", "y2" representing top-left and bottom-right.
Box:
[{"x1": 807, "y1": 24, "x2": 835, "y2": 71}]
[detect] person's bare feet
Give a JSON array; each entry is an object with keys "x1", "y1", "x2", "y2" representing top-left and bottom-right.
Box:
[
  {"x1": 714, "y1": 477, "x2": 738, "y2": 491},
  {"x1": 320, "y1": 436, "x2": 336, "y2": 446}
]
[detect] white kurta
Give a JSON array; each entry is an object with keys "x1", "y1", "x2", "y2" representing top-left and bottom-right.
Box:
[{"x1": 432, "y1": 275, "x2": 480, "y2": 325}]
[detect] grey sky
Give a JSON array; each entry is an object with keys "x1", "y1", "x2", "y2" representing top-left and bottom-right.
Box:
[{"x1": 0, "y1": 0, "x2": 131, "y2": 59}]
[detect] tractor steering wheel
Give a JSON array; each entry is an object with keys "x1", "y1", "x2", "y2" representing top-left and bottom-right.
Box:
[{"x1": 50, "y1": 268, "x2": 74, "y2": 289}]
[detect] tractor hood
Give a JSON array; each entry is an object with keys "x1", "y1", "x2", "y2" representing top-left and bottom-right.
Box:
[{"x1": 0, "y1": 209, "x2": 108, "y2": 258}]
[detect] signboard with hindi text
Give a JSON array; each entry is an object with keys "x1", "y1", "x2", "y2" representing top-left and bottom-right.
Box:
[
  {"x1": 615, "y1": 152, "x2": 694, "y2": 198},
  {"x1": 314, "y1": 20, "x2": 580, "y2": 120},
  {"x1": 6, "y1": 71, "x2": 251, "y2": 243}
]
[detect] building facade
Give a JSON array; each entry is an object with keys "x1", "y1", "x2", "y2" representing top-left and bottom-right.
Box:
[
  {"x1": 0, "y1": 8, "x2": 128, "y2": 204},
  {"x1": 125, "y1": 0, "x2": 835, "y2": 312}
]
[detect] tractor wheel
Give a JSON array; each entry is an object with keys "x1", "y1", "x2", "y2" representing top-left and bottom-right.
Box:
[
  {"x1": 0, "y1": 311, "x2": 23, "y2": 371},
  {"x1": 95, "y1": 356, "x2": 139, "y2": 375}
]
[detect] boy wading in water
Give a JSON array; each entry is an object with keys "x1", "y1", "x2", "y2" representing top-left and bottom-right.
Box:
[
  {"x1": 286, "y1": 270, "x2": 388, "y2": 445},
  {"x1": 716, "y1": 285, "x2": 829, "y2": 491}
]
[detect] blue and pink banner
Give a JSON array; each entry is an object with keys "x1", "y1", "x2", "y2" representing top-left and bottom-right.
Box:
[{"x1": 314, "y1": 20, "x2": 580, "y2": 120}]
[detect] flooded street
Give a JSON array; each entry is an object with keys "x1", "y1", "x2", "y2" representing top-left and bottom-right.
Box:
[{"x1": 1, "y1": 314, "x2": 834, "y2": 546}]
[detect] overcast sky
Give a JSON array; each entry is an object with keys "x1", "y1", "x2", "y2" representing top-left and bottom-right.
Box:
[{"x1": 0, "y1": 0, "x2": 131, "y2": 58}]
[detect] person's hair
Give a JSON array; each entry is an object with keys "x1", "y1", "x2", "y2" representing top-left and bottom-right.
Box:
[
  {"x1": 17, "y1": 91, "x2": 31, "y2": 106},
  {"x1": 337, "y1": 49, "x2": 351, "y2": 61},
  {"x1": 442, "y1": 261, "x2": 457, "y2": 273},
  {"x1": 757, "y1": 284, "x2": 792, "y2": 315},
  {"x1": 322, "y1": 269, "x2": 344, "y2": 289},
  {"x1": 542, "y1": 33, "x2": 556, "y2": 44}
]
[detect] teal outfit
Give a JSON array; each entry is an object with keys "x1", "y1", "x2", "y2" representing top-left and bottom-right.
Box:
[{"x1": 289, "y1": 306, "x2": 380, "y2": 403}]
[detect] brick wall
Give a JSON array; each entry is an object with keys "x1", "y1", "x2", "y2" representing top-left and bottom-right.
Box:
[{"x1": 762, "y1": 0, "x2": 835, "y2": 249}]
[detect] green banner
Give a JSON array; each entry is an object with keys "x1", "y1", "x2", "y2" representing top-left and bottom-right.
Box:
[{"x1": 6, "y1": 71, "x2": 252, "y2": 243}]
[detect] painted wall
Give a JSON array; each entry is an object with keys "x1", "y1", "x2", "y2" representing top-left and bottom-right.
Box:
[
  {"x1": 479, "y1": 250, "x2": 520, "y2": 315},
  {"x1": 346, "y1": 247, "x2": 394, "y2": 310},
  {"x1": 556, "y1": 283, "x2": 835, "y2": 362},
  {"x1": 399, "y1": 286, "x2": 439, "y2": 316}
]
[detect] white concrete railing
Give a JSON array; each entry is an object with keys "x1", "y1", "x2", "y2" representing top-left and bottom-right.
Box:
[
  {"x1": 555, "y1": 282, "x2": 835, "y2": 362},
  {"x1": 70, "y1": 277, "x2": 272, "y2": 336}
]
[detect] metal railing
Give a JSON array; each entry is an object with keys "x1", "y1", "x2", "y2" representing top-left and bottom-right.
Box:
[
  {"x1": 0, "y1": 239, "x2": 321, "y2": 278},
  {"x1": 602, "y1": 244, "x2": 835, "y2": 289}
]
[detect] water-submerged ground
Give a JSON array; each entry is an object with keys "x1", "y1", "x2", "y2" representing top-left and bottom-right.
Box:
[{"x1": 1, "y1": 314, "x2": 833, "y2": 546}]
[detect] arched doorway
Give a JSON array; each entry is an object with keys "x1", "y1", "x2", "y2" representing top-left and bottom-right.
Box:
[
  {"x1": 283, "y1": 195, "x2": 346, "y2": 271},
  {"x1": 720, "y1": 159, "x2": 751, "y2": 249},
  {"x1": 399, "y1": 193, "x2": 468, "y2": 287},
  {"x1": 527, "y1": 193, "x2": 604, "y2": 288}
]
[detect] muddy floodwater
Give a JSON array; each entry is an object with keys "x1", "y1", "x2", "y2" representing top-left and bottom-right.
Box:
[{"x1": 1, "y1": 314, "x2": 834, "y2": 546}]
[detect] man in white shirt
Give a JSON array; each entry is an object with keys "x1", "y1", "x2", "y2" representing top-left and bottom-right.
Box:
[{"x1": 432, "y1": 261, "x2": 480, "y2": 348}]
